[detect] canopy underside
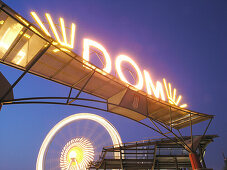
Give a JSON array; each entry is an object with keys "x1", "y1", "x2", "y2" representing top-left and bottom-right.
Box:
[{"x1": 0, "y1": 1, "x2": 213, "y2": 129}]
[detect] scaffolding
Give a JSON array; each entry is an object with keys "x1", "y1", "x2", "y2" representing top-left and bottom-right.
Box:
[{"x1": 93, "y1": 135, "x2": 217, "y2": 169}]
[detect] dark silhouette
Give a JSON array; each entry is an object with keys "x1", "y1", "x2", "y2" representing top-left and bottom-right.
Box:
[{"x1": 223, "y1": 153, "x2": 227, "y2": 170}]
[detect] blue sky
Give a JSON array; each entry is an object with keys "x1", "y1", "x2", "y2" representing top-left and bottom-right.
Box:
[{"x1": 0, "y1": 0, "x2": 226, "y2": 169}]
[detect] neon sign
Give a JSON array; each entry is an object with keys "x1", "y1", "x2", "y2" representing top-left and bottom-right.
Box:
[
  {"x1": 31, "y1": 12, "x2": 187, "y2": 108},
  {"x1": 30, "y1": 12, "x2": 76, "y2": 49}
]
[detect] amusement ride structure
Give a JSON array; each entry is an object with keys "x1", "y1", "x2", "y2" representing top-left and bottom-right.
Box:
[{"x1": 0, "y1": 1, "x2": 216, "y2": 169}]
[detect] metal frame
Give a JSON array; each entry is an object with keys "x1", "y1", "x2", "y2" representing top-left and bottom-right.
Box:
[
  {"x1": 92, "y1": 135, "x2": 217, "y2": 169},
  {"x1": 0, "y1": 3, "x2": 213, "y2": 120},
  {"x1": 0, "y1": 0, "x2": 214, "y2": 163},
  {"x1": 1, "y1": 93, "x2": 213, "y2": 154}
]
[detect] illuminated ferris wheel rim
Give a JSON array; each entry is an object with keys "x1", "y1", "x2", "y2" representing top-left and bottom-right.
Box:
[{"x1": 36, "y1": 113, "x2": 122, "y2": 170}]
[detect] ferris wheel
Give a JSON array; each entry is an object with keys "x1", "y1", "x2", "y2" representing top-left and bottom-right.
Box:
[{"x1": 36, "y1": 113, "x2": 122, "y2": 170}]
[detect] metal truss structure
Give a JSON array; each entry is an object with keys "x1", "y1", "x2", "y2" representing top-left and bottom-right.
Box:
[
  {"x1": 92, "y1": 135, "x2": 217, "y2": 169},
  {"x1": 0, "y1": 1, "x2": 215, "y2": 169}
]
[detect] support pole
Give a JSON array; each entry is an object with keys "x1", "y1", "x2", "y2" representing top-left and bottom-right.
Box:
[
  {"x1": 119, "y1": 146, "x2": 124, "y2": 169},
  {"x1": 68, "y1": 70, "x2": 95, "y2": 104},
  {"x1": 190, "y1": 113, "x2": 193, "y2": 151},
  {"x1": 152, "y1": 143, "x2": 157, "y2": 170},
  {"x1": 199, "y1": 145, "x2": 206, "y2": 168},
  {"x1": 174, "y1": 157, "x2": 178, "y2": 170},
  {"x1": 189, "y1": 152, "x2": 202, "y2": 170}
]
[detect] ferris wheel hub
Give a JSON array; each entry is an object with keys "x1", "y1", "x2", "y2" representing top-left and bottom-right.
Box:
[{"x1": 60, "y1": 137, "x2": 94, "y2": 170}]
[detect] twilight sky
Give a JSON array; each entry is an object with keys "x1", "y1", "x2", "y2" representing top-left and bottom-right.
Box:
[{"x1": 0, "y1": 0, "x2": 226, "y2": 169}]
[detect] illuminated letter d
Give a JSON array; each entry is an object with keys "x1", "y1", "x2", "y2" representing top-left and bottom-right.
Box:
[{"x1": 83, "y1": 39, "x2": 112, "y2": 73}]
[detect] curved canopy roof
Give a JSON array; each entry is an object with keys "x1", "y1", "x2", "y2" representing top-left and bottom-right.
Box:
[{"x1": 0, "y1": 1, "x2": 213, "y2": 129}]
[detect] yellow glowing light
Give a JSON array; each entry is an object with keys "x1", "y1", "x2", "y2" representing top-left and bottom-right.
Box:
[
  {"x1": 36, "y1": 113, "x2": 122, "y2": 170},
  {"x1": 0, "y1": 20, "x2": 23, "y2": 55},
  {"x1": 144, "y1": 70, "x2": 165, "y2": 100},
  {"x1": 60, "y1": 138, "x2": 94, "y2": 169},
  {"x1": 30, "y1": 12, "x2": 76, "y2": 48},
  {"x1": 173, "y1": 88, "x2": 176, "y2": 102},
  {"x1": 180, "y1": 104, "x2": 187, "y2": 108},
  {"x1": 53, "y1": 49, "x2": 60, "y2": 53},
  {"x1": 45, "y1": 13, "x2": 76, "y2": 49},
  {"x1": 16, "y1": 15, "x2": 29, "y2": 26},
  {"x1": 0, "y1": 28, "x2": 11, "y2": 49},
  {"x1": 163, "y1": 78, "x2": 187, "y2": 108},
  {"x1": 45, "y1": 13, "x2": 62, "y2": 41},
  {"x1": 29, "y1": 12, "x2": 189, "y2": 108},
  {"x1": 60, "y1": 18, "x2": 67, "y2": 44},
  {"x1": 168, "y1": 83, "x2": 172, "y2": 99},
  {"x1": 116, "y1": 55, "x2": 143, "y2": 90},
  {"x1": 60, "y1": 47, "x2": 71, "y2": 53},
  {"x1": 29, "y1": 26, "x2": 42, "y2": 36},
  {"x1": 52, "y1": 41, "x2": 58, "y2": 45},
  {"x1": 83, "y1": 39, "x2": 112, "y2": 73},
  {"x1": 14, "y1": 51, "x2": 26, "y2": 65},
  {"x1": 176, "y1": 95, "x2": 182, "y2": 105},
  {"x1": 53, "y1": 47, "x2": 71, "y2": 53},
  {"x1": 30, "y1": 12, "x2": 51, "y2": 36},
  {"x1": 0, "y1": 20, "x2": 4, "y2": 25},
  {"x1": 23, "y1": 33, "x2": 31, "y2": 39},
  {"x1": 70, "y1": 23, "x2": 76, "y2": 48},
  {"x1": 68, "y1": 147, "x2": 83, "y2": 163}
]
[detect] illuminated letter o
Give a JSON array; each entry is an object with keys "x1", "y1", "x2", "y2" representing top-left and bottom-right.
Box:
[{"x1": 116, "y1": 55, "x2": 143, "y2": 90}]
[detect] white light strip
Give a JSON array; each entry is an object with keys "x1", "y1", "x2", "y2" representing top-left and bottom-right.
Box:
[{"x1": 30, "y1": 12, "x2": 51, "y2": 36}]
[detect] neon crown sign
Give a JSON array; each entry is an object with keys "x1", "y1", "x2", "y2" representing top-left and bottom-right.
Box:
[{"x1": 30, "y1": 12, "x2": 187, "y2": 108}]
